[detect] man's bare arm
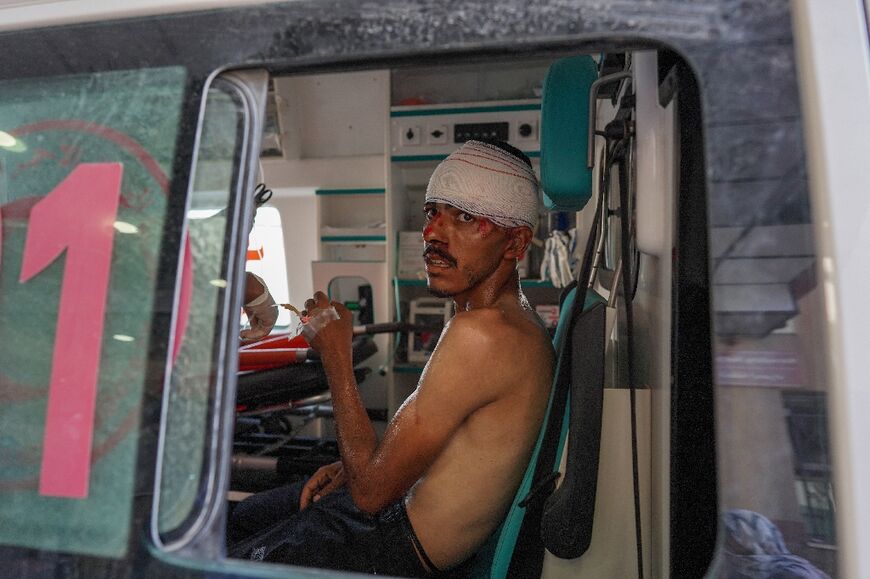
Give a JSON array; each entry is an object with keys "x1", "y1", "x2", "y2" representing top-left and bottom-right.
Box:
[{"x1": 307, "y1": 292, "x2": 511, "y2": 514}]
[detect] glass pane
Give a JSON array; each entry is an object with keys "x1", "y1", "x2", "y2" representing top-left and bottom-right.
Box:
[
  {"x1": 157, "y1": 82, "x2": 247, "y2": 536},
  {"x1": 711, "y1": 227, "x2": 837, "y2": 574},
  {"x1": 0, "y1": 67, "x2": 186, "y2": 557}
]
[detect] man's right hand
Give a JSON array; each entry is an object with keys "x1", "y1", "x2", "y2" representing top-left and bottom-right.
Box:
[{"x1": 300, "y1": 461, "x2": 346, "y2": 509}]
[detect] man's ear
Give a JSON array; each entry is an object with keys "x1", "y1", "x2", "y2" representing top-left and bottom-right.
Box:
[{"x1": 504, "y1": 227, "x2": 533, "y2": 260}]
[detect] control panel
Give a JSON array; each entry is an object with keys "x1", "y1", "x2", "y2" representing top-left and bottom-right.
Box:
[
  {"x1": 453, "y1": 122, "x2": 509, "y2": 143},
  {"x1": 390, "y1": 99, "x2": 541, "y2": 158}
]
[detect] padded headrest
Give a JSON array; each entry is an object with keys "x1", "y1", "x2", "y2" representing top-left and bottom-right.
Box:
[{"x1": 540, "y1": 55, "x2": 598, "y2": 212}]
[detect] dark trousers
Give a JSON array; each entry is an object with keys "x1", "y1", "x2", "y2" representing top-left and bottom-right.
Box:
[{"x1": 227, "y1": 482, "x2": 436, "y2": 577}]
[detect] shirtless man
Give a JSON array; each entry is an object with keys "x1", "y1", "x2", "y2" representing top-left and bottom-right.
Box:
[{"x1": 229, "y1": 140, "x2": 555, "y2": 577}]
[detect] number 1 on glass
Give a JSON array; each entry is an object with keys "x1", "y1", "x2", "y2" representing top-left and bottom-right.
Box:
[{"x1": 20, "y1": 163, "x2": 123, "y2": 499}]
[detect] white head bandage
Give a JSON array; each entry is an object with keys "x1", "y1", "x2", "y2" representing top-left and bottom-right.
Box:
[{"x1": 425, "y1": 140, "x2": 540, "y2": 230}]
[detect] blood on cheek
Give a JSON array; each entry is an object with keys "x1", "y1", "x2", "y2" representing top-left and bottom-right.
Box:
[
  {"x1": 477, "y1": 218, "x2": 493, "y2": 238},
  {"x1": 423, "y1": 212, "x2": 442, "y2": 238}
]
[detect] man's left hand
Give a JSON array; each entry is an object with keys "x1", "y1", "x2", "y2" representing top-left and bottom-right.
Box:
[
  {"x1": 303, "y1": 291, "x2": 353, "y2": 360},
  {"x1": 240, "y1": 274, "x2": 278, "y2": 340}
]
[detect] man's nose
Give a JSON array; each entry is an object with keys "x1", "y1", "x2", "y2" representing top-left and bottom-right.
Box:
[{"x1": 422, "y1": 215, "x2": 445, "y2": 242}]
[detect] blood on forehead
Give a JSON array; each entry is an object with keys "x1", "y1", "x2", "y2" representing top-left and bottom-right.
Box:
[{"x1": 422, "y1": 205, "x2": 500, "y2": 239}]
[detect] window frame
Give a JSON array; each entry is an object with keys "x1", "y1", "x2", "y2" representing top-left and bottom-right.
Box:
[{"x1": 151, "y1": 69, "x2": 268, "y2": 553}]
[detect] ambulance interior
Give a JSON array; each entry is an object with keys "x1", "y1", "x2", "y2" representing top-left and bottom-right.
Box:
[{"x1": 155, "y1": 48, "x2": 837, "y2": 578}]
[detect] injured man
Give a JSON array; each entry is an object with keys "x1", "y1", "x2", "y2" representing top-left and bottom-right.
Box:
[{"x1": 228, "y1": 140, "x2": 556, "y2": 577}]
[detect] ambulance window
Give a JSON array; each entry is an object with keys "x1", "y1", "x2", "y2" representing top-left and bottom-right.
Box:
[
  {"x1": 0, "y1": 66, "x2": 186, "y2": 557},
  {"x1": 156, "y1": 78, "x2": 251, "y2": 540},
  {"x1": 244, "y1": 206, "x2": 292, "y2": 329},
  {"x1": 702, "y1": 106, "x2": 839, "y2": 575},
  {"x1": 710, "y1": 243, "x2": 838, "y2": 576}
]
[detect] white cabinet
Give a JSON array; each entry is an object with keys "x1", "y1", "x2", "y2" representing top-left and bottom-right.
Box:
[{"x1": 316, "y1": 188, "x2": 386, "y2": 262}]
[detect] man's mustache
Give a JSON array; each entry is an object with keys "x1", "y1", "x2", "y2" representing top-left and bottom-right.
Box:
[{"x1": 423, "y1": 245, "x2": 457, "y2": 267}]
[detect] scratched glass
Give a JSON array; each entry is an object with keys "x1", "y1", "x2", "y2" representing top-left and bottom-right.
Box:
[
  {"x1": 709, "y1": 189, "x2": 837, "y2": 572},
  {"x1": 0, "y1": 67, "x2": 186, "y2": 557},
  {"x1": 156, "y1": 81, "x2": 248, "y2": 537}
]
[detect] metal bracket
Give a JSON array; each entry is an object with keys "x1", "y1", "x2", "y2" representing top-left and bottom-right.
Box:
[{"x1": 587, "y1": 71, "x2": 633, "y2": 168}]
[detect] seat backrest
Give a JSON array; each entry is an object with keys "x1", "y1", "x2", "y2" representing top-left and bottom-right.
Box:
[
  {"x1": 540, "y1": 55, "x2": 598, "y2": 212},
  {"x1": 464, "y1": 289, "x2": 575, "y2": 573},
  {"x1": 466, "y1": 54, "x2": 601, "y2": 579},
  {"x1": 468, "y1": 289, "x2": 603, "y2": 579}
]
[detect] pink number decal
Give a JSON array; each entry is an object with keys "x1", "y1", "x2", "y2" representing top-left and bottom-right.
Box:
[{"x1": 19, "y1": 163, "x2": 123, "y2": 499}]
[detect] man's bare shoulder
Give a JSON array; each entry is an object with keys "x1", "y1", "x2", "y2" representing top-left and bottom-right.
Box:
[
  {"x1": 433, "y1": 307, "x2": 554, "y2": 376},
  {"x1": 454, "y1": 306, "x2": 551, "y2": 341},
  {"x1": 414, "y1": 305, "x2": 553, "y2": 423}
]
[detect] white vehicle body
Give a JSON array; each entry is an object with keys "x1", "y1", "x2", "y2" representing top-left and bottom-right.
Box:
[{"x1": 0, "y1": 1, "x2": 866, "y2": 578}]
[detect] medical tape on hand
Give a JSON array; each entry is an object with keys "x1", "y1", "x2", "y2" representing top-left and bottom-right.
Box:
[
  {"x1": 300, "y1": 306, "x2": 340, "y2": 341},
  {"x1": 245, "y1": 273, "x2": 271, "y2": 308}
]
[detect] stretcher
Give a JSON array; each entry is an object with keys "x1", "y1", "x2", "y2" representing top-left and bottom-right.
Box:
[{"x1": 237, "y1": 336, "x2": 378, "y2": 408}]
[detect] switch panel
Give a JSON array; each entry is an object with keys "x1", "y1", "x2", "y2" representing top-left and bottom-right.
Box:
[
  {"x1": 400, "y1": 125, "x2": 421, "y2": 146},
  {"x1": 453, "y1": 122, "x2": 509, "y2": 143},
  {"x1": 516, "y1": 120, "x2": 537, "y2": 141},
  {"x1": 427, "y1": 124, "x2": 448, "y2": 145},
  {"x1": 390, "y1": 101, "x2": 540, "y2": 157}
]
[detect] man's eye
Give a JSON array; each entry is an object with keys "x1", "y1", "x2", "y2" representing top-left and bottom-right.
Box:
[
  {"x1": 424, "y1": 208, "x2": 436, "y2": 220},
  {"x1": 459, "y1": 212, "x2": 475, "y2": 223}
]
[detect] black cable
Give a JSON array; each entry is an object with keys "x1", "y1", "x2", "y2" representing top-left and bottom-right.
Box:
[
  {"x1": 599, "y1": 133, "x2": 645, "y2": 578},
  {"x1": 618, "y1": 134, "x2": 644, "y2": 579},
  {"x1": 616, "y1": 140, "x2": 641, "y2": 301}
]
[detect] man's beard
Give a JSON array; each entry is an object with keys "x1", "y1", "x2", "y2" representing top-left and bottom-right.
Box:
[
  {"x1": 426, "y1": 272, "x2": 463, "y2": 298},
  {"x1": 427, "y1": 286, "x2": 454, "y2": 298},
  {"x1": 426, "y1": 261, "x2": 498, "y2": 298}
]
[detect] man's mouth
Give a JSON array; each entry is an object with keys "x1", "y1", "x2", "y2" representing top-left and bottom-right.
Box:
[
  {"x1": 423, "y1": 246, "x2": 456, "y2": 269},
  {"x1": 425, "y1": 257, "x2": 451, "y2": 268}
]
